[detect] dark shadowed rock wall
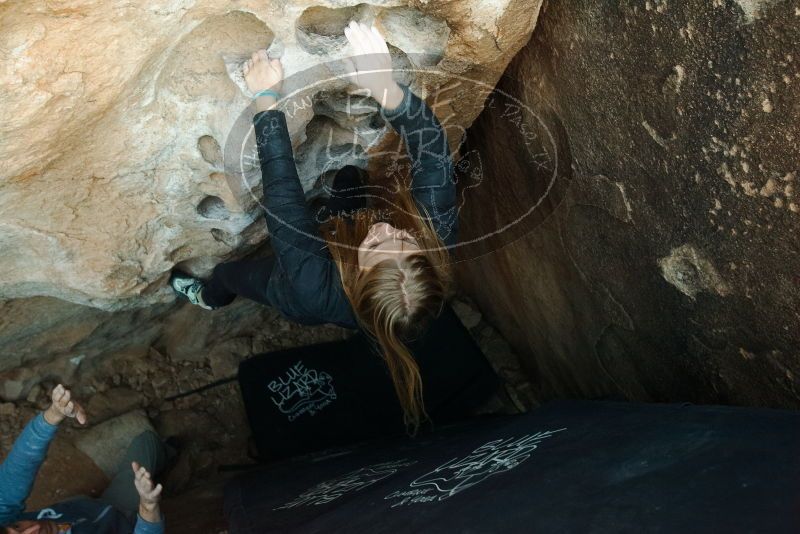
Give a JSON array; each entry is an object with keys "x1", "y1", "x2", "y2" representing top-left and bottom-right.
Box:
[{"x1": 457, "y1": 0, "x2": 800, "y2": 407}]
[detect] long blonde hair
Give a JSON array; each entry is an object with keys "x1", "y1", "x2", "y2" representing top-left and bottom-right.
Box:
[{"x1": 324, "y1": 188, "x2": 452, "y2": 432}]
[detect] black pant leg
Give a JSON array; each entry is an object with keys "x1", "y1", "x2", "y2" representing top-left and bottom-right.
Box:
[{"x1": 202, "y1": 256, "x2": 276, "y2": 308}]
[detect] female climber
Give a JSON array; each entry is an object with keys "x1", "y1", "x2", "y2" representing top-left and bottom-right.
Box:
[{"x1": 170, "y1": 21, "x2": 457, "y2": 431}]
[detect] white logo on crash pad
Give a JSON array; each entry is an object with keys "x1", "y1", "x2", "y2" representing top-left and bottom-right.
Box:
[
  {"x1": 385, "y1": 428, "x2": 566, "y2": 506},
  {"x1": 268, "y1": 361, "x2": 336, "y2": 422},
  {"x1": 275, "y1": 459, "x2": 417, "y2": 510}
]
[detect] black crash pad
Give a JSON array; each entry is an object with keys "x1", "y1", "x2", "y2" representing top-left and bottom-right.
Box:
[
  {"x1": 225, "y1": 400, "x2": 800, "y2": 533},
  {"x1": 237, "y1": 305, "x2": 500, "y2": 460}
]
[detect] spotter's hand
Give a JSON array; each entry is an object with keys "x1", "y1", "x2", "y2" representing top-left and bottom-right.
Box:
[
  {"x1": 44, "y1": 384, "x2": 87, "y2": 426},
  {"x1": 133, "y1": 461, "x2": 163, "y2": 509}
]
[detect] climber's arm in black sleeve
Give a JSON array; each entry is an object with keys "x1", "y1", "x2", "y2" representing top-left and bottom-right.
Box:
[
  {"x1": 252, "y1": 110, "x2": 349, "y2": 324},
  {"x1": 380, "y1": 83, "x2": 458, "y2": 247}
]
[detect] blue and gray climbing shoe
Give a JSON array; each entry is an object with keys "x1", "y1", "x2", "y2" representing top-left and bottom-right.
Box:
[{"x1": 169, "y1": 271, "x2": 214, "y2": 310}]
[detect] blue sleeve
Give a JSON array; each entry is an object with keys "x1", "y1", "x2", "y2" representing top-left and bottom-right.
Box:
[
  {"x1": 135, "y1": 514, "x2": 165, "y2": 534},
  {"x1": 380, "y1": 83, "x2": 458, "y2": 247},
  {"x1": 253, "y1": 110, "x2": 347, "y2": 323},
  {"x1": 0, "y1": 413, "x2": 58, "y2": 524}
]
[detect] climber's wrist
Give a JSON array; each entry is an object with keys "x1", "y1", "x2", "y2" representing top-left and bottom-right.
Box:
[
  {"x1": 253, "y1": 89, "x2": 279, "y2": 112},
  {"x1": 380, "y1": 82, "x2": 405, "y2": 111},
  {"x1": 253, "y1": 88, "x2": 280, "y2": 100},
  {"x1": 43, "y1": 406, "x2": 65, "y2": 426}
]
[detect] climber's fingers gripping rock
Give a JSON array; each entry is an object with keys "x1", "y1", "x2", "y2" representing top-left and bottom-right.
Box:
[
  {"x1": 244, "y1": 48, "x2": 283, "y2": 96},
  {"x1": 343, "y1": 20, "x2": 402, "y2": 109}
]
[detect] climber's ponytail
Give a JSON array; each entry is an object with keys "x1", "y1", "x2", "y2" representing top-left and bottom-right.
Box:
[{"x1": 376, "y1": 325, "x2": 425, "y2": 430}]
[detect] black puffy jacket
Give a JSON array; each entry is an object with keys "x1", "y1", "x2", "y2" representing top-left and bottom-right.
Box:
[{"x1": 253, "y1": 83, "x2": 457, "y2": 329}]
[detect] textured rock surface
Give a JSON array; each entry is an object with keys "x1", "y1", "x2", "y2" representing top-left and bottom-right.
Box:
[
  {"x1": 458, "y1": 0, "x2": 800, "y2": 407},
  {"x1": 0, "y1": 288, "x2": 348, "y2": 388},
  {"x1": 74, "y1": 409, "x2": 155, "y2": 477},
  {"x1": 0, "y1": 0, "x2": 543, "y2": 309}
]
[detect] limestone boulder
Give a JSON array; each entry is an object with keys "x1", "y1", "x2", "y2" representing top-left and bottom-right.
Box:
[{"x1": 0, "y1": 0, "x2": 544, "y2": 310}]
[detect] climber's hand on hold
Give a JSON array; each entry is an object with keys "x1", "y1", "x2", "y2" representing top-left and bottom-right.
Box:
[
  {"x1": 244, "y1": 49, "x2": 283, "y2": 93},
  {"x1": 244, "y1": 49, "x2": 283, "y2": 112},
  {"x1": 43, "y1": 384, "x2": 87, "y2": 426},
  {"x1": 343, "y1": 21, "x2": 404, "y2": 111}
]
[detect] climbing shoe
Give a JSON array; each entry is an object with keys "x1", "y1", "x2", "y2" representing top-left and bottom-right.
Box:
[{"x1": 169, "y1": 271, "x2": 214, "y2": 310}]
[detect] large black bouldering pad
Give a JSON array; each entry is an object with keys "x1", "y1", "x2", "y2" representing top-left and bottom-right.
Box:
[
  {"x1": 237, "y1": 304, "x2": 501, "y2": 460},
  {"x1": 226, "y1": 400, "x2": 800, "y2": 533}
]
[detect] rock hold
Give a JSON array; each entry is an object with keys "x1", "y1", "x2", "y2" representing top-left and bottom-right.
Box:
[{"x1": 658, "y1": 244, "x2": 732, "y2": 300}]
